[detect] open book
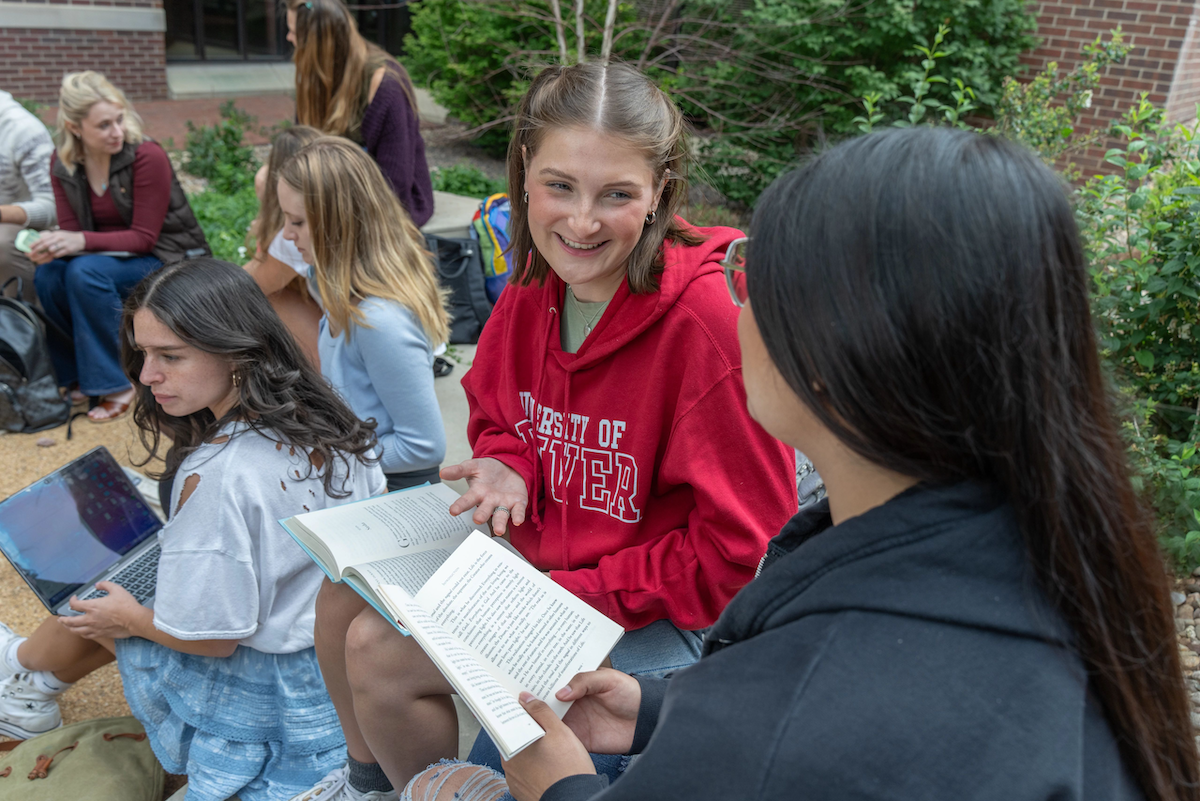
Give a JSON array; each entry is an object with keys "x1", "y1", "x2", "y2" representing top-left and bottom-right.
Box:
[
  {"x1": 280, "y1": 484, "x2": 625, "y2": 759},
  {"x1": 280, "y1": 483, "x2": 483, "y2": 622}
]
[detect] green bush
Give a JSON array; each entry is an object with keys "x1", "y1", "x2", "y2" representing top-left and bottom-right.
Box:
[
  {"x1": 189, "y1": 184, "x2": 259, "y2": 264},
  {"x1": 182, "y1": 101, "x2": 261, "y2": 263},
  {"x1": 431, "y1": 164, "x2": 507, "y2": 197},
  {"x1": 184, "y1": 101, "x2": 259, "y2": 194},
  {"x1": 1074, "y1": 99, "x2": 1200, "y2": 569},
  {"x1": 403, "y1": 0, "x2": 1036, "y2": 204},
  {"x1": 16, "y1": 98, "x2": 52, "y2": 132}
]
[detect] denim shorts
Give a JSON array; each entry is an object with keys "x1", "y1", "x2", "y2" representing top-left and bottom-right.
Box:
[{"x1": 456, "y1": 619, "x2": 705, "y2": 796}]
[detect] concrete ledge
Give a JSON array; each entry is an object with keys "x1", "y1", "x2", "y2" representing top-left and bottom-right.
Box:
[
  {"x1": 167, "y1": 63, "x2": 296, "y2": 100},
  {"x1": 0, "y1": 2, "x2": 165, "y2": 31},
  {"x1": 422, "y1": 191, "x2": 481, "y2": 240},
  {"x1": 166, "y1": 63, "x2": 451, "y2": 125}
]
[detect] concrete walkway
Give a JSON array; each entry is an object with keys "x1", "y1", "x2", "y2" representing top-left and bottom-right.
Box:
[
  {"x1": 165, "y1": 62, "x2": 449, "y2": 124},
  {"x1": 36, "y1": 62, "x2": 450, "y2": 150}
]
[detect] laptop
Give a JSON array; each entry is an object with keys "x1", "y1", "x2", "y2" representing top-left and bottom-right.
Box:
[{"x1": 0, "y1": 447, "x2": 163, "y2": 616}]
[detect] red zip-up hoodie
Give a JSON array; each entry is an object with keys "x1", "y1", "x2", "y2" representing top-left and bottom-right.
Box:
[{"x1": 461, "y1": 222, "x2": 797, "y2": 631}]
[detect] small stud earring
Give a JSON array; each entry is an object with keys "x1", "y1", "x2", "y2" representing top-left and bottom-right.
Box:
[
  {"x1": 232, "y1": 372, "x2": 241, "y2": 388},
  {"x1": 645, "y1": 210, "x2": 657, "y2": 226}
]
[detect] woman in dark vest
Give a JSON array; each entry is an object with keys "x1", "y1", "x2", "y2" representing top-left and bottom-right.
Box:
[{"x1": 30, "y1": 71, "x2": 208, "y2": 423}]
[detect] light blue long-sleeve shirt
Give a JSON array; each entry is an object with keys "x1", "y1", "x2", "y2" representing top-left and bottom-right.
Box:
[{"x1": 319, "y1": 297, "x2": 446, "y2": 474}]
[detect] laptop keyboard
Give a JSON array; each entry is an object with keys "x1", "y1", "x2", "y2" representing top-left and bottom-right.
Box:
[{"x1": 77, "y1": 543, "x2": 161, "y2": 604}]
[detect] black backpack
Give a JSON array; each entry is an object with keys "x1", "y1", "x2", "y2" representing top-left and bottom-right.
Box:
[
  {"x1": 0, "y1": 279, "x2": 70, "y2": 433},
  {"x1": 426, "y1": 234, "x2": 493, "y2": 344}
]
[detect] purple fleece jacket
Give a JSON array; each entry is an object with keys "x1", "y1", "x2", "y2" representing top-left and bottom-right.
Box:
[{"x1": 360, "y1": 67, "x2": 434, "y2": 227}]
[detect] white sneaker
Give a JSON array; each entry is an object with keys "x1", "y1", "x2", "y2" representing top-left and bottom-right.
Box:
[
  {"x1": 287, "y1": 764, "x2": 398, "y2": 801},
  {"x1": 0, "y1": 673, "x2": 62, "y2": 739},
  {"x1": 0, "y1": 623, "x2": 23, "y2": 677}
]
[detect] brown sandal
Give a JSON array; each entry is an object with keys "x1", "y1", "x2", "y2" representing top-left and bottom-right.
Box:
[{"x1": 87, "y1": 397, "x2": 130, "y2": 423}]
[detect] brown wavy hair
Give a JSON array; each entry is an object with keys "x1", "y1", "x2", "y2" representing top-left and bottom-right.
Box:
[
  {"x1": 121, "y1": 258, "x2": 378, "y2": 497},
  {"x1": 749, "y1": 127, "x2": 1199, "y2": 800},
  {"x1": 506, "y1": 61, "x2": 702, "y2": 294},
  {"x1": 286, "y1": 0, "x2": 416, "y2": 140}
]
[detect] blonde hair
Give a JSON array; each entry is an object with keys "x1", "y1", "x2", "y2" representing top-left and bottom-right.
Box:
[
  {"x1": 286, "y1": 0, "x2": 417, "y2": 140},
  {"x1": 248, "y1": 125, "x2": 323, "y2": 252},
  {"x1": 506, "y1": 61, "x2": 701, "y2": 294},
  {"x1": 55, "y1": 71, "x2": 145, "y2": 174},
  {"x1": 278, "y1": 137, "x2": 450, "y2": 345}
]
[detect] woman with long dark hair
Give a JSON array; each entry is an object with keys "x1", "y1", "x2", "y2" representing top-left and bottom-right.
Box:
[
  {"x1": 0, "y1": 259, "x2": 385, "y2": 801},
  {"x1": 402, "y1": 128, "x2": 1199, "y2": 801}
]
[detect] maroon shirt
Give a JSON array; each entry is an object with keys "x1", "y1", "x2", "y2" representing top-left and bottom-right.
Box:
[{"x1": 51, "y1": 140, "x2": 172, "y2": 253}]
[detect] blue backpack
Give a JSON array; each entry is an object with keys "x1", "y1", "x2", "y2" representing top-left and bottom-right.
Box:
[{"x1": 470, "y1": 193, "x2": 513, "y2": 304}]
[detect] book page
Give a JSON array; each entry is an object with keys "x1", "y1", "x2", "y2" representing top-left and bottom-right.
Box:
[
  {"x1": 348, "y1": 538, "x2": 464, "y2": 597},
  {"x1": 414, "y1": 532, "x2": 624, "y2": 716},
  {"x1": 288, "y1": 484, "x2": 471, "y2": 575},
  {"x1": 377, "y1": 587, "x2": 546, "y2": 759}
]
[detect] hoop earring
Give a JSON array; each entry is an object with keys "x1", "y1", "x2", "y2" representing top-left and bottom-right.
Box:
[
  {"x1": 645, "y1": 210, "x2": 657, "y2": 226},
  {"x1": 523, "y1": 192, "x2": 529, "y2": 204}
]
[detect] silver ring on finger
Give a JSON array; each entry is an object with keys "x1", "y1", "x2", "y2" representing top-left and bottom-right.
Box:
[{"x1": 493, "y1": 506, "x2": 510, "y2": 517}]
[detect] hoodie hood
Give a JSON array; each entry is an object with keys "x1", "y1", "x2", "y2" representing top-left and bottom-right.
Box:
[{"x1": 707, "y1": 481, "x2": 1072, "y2": 655}]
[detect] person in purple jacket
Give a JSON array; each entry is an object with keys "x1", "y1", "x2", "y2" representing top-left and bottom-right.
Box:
[{"x1": 285, "y1": 0, "x2": 433, "y2": 227}]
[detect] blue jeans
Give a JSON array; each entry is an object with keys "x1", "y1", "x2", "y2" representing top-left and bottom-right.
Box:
[
  {"x1": 35, "y1": 254, "x2": 161, "y2": 395},
  {"x1": 466, "y1": 620, "x2": 704, "y2": 785}
]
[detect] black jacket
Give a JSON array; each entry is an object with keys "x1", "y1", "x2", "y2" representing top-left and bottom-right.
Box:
[{"x1": 545, "y1": 481, "x2": 1143, "y2": 800}]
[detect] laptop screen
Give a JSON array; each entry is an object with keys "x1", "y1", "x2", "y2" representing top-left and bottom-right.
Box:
[{"x1": 0, "y1": 448, "x2": 161, "y2": 609}]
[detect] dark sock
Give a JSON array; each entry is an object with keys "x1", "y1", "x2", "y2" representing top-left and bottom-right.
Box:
[{"x1": 348, "y1": 757, "x2": 394, "y2": 794}]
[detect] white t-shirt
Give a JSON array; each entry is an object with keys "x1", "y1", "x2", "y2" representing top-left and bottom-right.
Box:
[
  {"x1": 267, "y1": 230, "x2": 310, "y2": 276},
  {"x1": 152, "y1": 423, "x2": 385, "y2": 653}
]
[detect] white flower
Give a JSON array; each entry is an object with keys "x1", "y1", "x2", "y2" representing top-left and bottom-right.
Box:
[
  {"x1": 237, "y1": 246, "x2": 247, "y2": 258},
  {"x1": 1081, "y1": 90, "x2": 1092, "y2": 109}
]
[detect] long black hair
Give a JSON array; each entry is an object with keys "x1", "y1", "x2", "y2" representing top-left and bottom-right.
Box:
[
  {"x1": 748, "y1": 128, "x2": 1197, "y2": 801},
  {"x1": 121, "y1": 258, "x2": 378, "y2": 497}
]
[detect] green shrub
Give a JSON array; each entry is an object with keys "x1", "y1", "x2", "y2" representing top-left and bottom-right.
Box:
[
  {"x1": 1074, "y1": 96, "x2": 1200, "y2": 570},
  {"x1": 17, "y1": 98, "x2": 52, "y2": 132},
  {"x1": 184, "y1": 100, "x2": 259, "y2": 194},
  {"x1": 404, "y1": 0, "x2": 1036, "y2": 204},
  {"x1": 189, "y1": 184, "x2": 259, "y2": 264},
  {"x1": 182, "y1": 102, "x2": 261, "y2": 263},
  {"x1": 431, "y1": 164, "x2": 507, "y2": 197}
]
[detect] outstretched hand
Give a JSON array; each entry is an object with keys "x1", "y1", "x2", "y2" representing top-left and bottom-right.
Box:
[
  {"x1": 557, "y1": 669, "x2": 642, "y2": 755},
  {"x1": 502, "y1": 692, "x2": 596, "y2": 801},
  {"x1": 440, "y1": 457, "x2": 529, "y2": 536}
]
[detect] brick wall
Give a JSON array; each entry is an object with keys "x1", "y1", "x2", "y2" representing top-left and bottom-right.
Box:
[
  {"x1": 0, "y1": 0, "x2": 168, "y2": 103},
  {"x1": 1023, "y1": 0, "x2": 1200, "y2": 176}
]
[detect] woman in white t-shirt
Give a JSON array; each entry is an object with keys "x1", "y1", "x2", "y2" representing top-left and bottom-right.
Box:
[
  {"x1": 244, "y1": 125, "x2": 325, "y2": 364},
  {"x1": 0, "y1": 258, "x2": 386, "y2": 801}
]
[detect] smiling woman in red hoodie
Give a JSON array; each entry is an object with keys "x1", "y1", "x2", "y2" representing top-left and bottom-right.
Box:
[{"x1": 283, "y1": 62, "x2": 798, "y2": 801}]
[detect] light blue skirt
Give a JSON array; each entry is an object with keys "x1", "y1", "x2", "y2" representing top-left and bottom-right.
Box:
[{"x1": 115, "y1": 638, "x2": 346, "y2": 801}]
